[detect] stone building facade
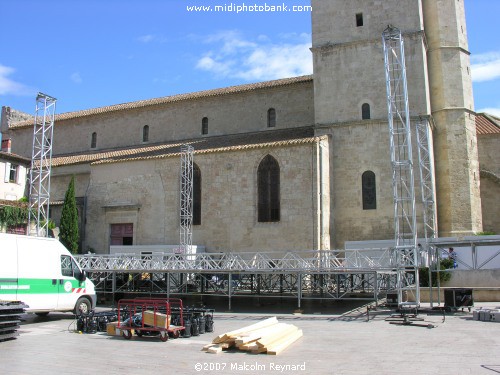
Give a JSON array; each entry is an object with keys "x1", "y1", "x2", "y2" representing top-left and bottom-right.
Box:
[
  {"x1": 1, "y1": 0, "x2": 497, "y2": 254},
  {"x1": 476, "y1": 114, "x2": 500, "y2": 233}
]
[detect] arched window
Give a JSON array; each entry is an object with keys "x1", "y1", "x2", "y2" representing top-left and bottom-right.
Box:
[
  {"x1": 91, "y1": 132, "x2": 97, "y2": 148},
  {"x1": 362, "y1": 103, "x2": 371, "y2": 120},
  {"x1": 202, "y1": 117, "x2": 208, "y2": 135},
  {"x1": 193, "y1": 163, "x2": 201, "y2": 225},
  {"x1": 362, "y1": 171, "x2": 376, "y2": 210},
  {"x1": 258, "y1": 155, "x2": 280, "y2": 222},
  {"x1": 142, "y1": 125, "x2": 149, "y2": 142},
  {"x1": 267, "y1": 108, "x2": 276, "y2": 128}
]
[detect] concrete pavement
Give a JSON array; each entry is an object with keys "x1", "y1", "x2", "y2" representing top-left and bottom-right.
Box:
[{"x1": 1, "y1": 302, "x2": 499, "y2": 375}]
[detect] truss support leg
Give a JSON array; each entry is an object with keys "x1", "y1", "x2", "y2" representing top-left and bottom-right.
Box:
[
  {"x1": 112, "y1": 272, "x2": 116, "y2": 305},
  {"x1": 167, "y1": 273, "x2": 170, "y2": 299},
  {"x1": 297, "y1": 273, "x2": 302, "y2": 309},
  {"x1": 228, "y1": 273, "x2": 232, "y2": 311}
]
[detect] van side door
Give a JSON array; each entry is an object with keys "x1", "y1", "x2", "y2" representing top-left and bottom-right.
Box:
[{"x1": 57, "y1": 255, "x2": 85, "y2": 310}]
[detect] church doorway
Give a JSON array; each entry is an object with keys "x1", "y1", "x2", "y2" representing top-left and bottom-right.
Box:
[{"x1": 110, "y1": 223, "x2": 133, "y2": 246}]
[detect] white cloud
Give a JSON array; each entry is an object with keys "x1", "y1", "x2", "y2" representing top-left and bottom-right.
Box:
[
  {"x1": 471, "y1": 51, "x2": 500, "y2": 82},
  {"x1": 195, "y1": 31, "x2": 312, "y2": 81},
  {"x1": 135, "y1": 34, "x2": 168, "y2": 44},
  {"x1": 136, "y1": 34, "x2": 155, "y2": 43},
  {"x1": 196, "y1": 55, "x2": 234, "y2": 76},
  {"x1": 237, "y1": 43, "x2": 312, "y2": 81},
  {"x1": 0, "y1": 64, "x2": 34, "y2": 96},
  {"x1": 476, "y1": 107, "x2": 500, "y2": 117},
  {"x1": 70, "y1": 72, "x2": 82, "y2": 84}
]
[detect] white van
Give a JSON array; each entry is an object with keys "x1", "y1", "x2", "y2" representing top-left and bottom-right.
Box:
[{"x1": 0, "y1": 233, "x2": 96, "y2": 315}]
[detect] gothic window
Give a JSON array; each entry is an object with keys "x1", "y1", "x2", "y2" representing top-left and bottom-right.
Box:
[
  {"x1": 258, "y1": 155, "x2": 280, "y2": 222},
  {"x1": 142, "y1": 125, "x2": 149, "y2": 142},
  {"x1": 267, "y1": 108, "x2": 276, "y2": 128},
  {"x1": 362, "y1": 171, "x2": 376, "y2": 210},
  {"x1": 202, "y1": 117, "x2": 208, "y2": 135},
  {"x1": 362, "y1": 103, "x2": 371, "y2": 120},
  {"x1": 91, "y1": 132, "x2": 97, "y2": 148},
  {"x1": 356, "y1": 13, "x2": 363, "y2": 27},
  {"x1": 193, "y1": 163, "x2": 201, "y2": 225}
]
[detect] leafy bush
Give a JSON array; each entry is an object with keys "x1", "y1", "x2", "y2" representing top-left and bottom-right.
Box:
[
  {"x1": 0, "y1": 205, "x2": 29, "y2": 228},
  {"x1": 419, "y1": 258, "x2": 453, "y2": 287}
]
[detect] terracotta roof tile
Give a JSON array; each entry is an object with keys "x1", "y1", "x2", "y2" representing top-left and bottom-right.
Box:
[
  {"x1": 49, "y1": 127, "x2": 319, "y2": 167},
  {"x1": 10, "y1": 75, "x2": 313, "y2": 129},
  {"x1": 0, "y1": 151, "x2": 31, "y2": 165},
  {"x1": 476, "y1": 113, "x2": 500, "y2": 135}
]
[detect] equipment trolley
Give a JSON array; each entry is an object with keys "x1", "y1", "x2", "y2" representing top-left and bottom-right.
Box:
[{"x1": 118, "y1": 298, "x2": 185, "y2": 341}]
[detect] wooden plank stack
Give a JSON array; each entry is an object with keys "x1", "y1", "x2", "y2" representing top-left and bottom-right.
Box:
[{"x1": 203, "y1": 317, "x2": 302, "y2": 355}]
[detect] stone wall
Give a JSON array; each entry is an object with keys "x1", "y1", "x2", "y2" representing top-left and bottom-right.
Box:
[
  {"x1": 318, "y1": 120, "x2": 429, "y2": 248},
  {"x1": 478, "y1": 134, "x2": 500, "y2": 233},
  {"x1": 82, "y1": 142, "x2": 322, "y2": 254},
  {"x1": 312, "y1": 0, "x2": 430, "y2": 127},
  {"x1": 423, "y1": 0, "x2": 482, "y2": 236},
  {"x1": 6, "y1": 81, "x2": 314, "y2": 159}
]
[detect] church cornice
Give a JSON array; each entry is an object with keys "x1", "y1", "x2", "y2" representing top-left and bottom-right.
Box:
[
  {"x1": 311, "y1": 30, "x2": 425, "y2": 53},
  {"x1": 427, "y1": 45, "x2": 471, "y2": 56},
  {"x1": 46, "y1": 126, "x2": 323, "y2": 167}
]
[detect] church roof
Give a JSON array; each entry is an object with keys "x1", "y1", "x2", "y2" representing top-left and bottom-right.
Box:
[
  {"x1": 49, "y1": 126, "x2": 319, "y2": 167},
  {"x1": 9, "y1": 75, "x2": 313, "y2": 129},
  {"x1": 476, "y1": 113, "x2": 500, "y2": 135}
]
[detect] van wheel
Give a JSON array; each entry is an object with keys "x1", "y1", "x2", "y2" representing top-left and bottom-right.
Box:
[{"x1": 75, "y1": 298, "x2": 91, "y2": 316}]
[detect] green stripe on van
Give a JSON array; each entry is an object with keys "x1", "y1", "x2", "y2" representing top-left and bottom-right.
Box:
[{"x1": 0, "y1": 278, "x2": 84, "y2": 294}]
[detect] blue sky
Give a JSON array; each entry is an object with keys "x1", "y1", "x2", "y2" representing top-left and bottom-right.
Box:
[{"x1": 0, "y1": 0, "x2": 499, "y2": 118}]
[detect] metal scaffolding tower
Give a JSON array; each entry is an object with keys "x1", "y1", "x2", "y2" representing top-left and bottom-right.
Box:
[
  {"x1": 28, "y1": 93, "x2": 57, "y2": 237},
  {"x1": 179, "y1": 144, "x2": 194, "y2": 254},
  {"x1": 382, "y1": 26, "x2": 420, "y2": 306},
  {"x1": 416, "y1": 117, "x2": 438, "y2": 241},
  {"x1": 416, "y1": 117, "x2": 439, "y2": 305}
]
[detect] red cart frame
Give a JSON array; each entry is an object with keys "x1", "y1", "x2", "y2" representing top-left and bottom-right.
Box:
[{"x1": 117, "y1": 298, "x2": 185, "y2": 341}]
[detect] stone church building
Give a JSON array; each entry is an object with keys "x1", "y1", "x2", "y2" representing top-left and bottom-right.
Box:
[{"x1": 1, "y1": 0, "x2": 498, "y2": 254}]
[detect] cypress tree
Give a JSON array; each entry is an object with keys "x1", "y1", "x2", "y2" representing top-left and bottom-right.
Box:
[{"x1": 59, "y1": 176, "x2": 79, "y2": 254}]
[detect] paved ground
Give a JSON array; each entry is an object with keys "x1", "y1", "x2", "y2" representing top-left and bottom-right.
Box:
[{"x1": 1, "y1": 301, "x2": 499, "y2": 375}]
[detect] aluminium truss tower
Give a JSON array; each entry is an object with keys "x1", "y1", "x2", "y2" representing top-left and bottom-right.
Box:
[
  {"x1": 416, "y1": 118, "x2": 438, "y2": 241},
  {"x1": 179, "y1": 144, "x2": 194, "y2": 255},
  {"x1": 382, "y1": 26, "x2": 420, "y2": 306},
  {"x1": 28, "y1": 93, "x2": 57, "y2": 237},
  {"x1": 416, "y1": 117, "x2": 439, "y2": 304}
]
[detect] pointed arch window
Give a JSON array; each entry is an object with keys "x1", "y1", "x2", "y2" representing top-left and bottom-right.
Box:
[
  {"x1": 362, "y1": 103, "x2": 371, "y2": 120},
  {"x1": 143, "y1": 125, "x2": 149, "y2": 142},
  {"x1": 91, "y1": 132, "x2": 97, "y2": 148},
  {"x1": 267, "y1": 108, "x2": 276, "y2": 128},
  {"x1": 258, "y1": 155, "x2": 280, "y2": 222},
  {"x1": 193, "y1": 163, "x2": 201, "y2": 225},
  {"x1": 202, "y1": 117, "x2": 208, "y2": 135},
  {"x1": 362, "y1": 171, "x2": 376, "y2": 210}
]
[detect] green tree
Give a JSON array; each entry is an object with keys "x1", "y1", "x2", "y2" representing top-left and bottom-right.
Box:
[{"x1": 59, "y1": 176, "x2": 79, "y2": 254}]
